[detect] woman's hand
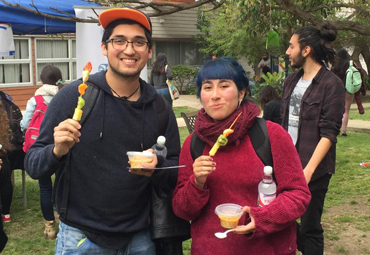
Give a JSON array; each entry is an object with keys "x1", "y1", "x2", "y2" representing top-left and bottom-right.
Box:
[
  {"x1": 193, "y1": 155, "x2": 216, "y2": 189},
  {"x1": 233, "y1": 206, "x2": 255, "y2": 235},
  {"x1": 53, "y1": 119, "x2": 81, "y2": 160}
]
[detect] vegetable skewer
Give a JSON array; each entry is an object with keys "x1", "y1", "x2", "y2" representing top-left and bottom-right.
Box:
[
  {"x1": 209, "y1": 112, "x2": 242, "y2": 156},
  {"x1": 72, "y1": 62, "x2": 92, "y2": 121}
]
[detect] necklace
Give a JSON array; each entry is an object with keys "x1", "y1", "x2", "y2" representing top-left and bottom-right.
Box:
[{"x1": 109, "y1": 84, "x2": 140, "y2": 100}]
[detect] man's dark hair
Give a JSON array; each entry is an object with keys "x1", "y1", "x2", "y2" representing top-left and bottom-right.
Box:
[
  {"x1": 294, "y1": 22, "x2": 337, "y2": 66},
  {"x1": 101, "y1": 19, "x2": 152, "y2": 52}
]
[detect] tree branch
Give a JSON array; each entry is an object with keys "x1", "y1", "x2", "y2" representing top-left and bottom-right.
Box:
[
  {"x1": 0, "y1": 0, "x2": 98, "y2": 23},
  {"x1": 274, "y1": 0, "x2": 370, "y2": 36},
  {"x1": 0, "y1": 0, "x2": 224, "y2": 20},
  {"x1": 306, "y1": 3, "x2": 370, "y2": 19}
]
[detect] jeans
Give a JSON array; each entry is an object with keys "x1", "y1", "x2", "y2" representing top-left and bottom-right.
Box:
[
  {"x1": 297, "y1": 173, "x2": 332, "y2": 255},
  {"x1": 55, "y1": 222, "x2": 156, "y2": 255},
  {"x1": 156, "y1": 88, "x2": 172, "y2": 107},
  {"x1": 39, "y1": 175, "x2": 54, "y2": 221}
]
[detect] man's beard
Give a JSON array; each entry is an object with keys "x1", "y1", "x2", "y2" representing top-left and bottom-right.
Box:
[
  {"x1": 109, "y1": 62, "x2": 141, "y2": 80},
  {"x1": 263, "y1": 56, "x2": 268, "y2": 61},
  {"x1": 291, "y1": 52, "x2": 306, "y2": 68}
]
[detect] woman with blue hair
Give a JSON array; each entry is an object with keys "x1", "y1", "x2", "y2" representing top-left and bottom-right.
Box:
[{"x1": 173, "y1": 57, "x2": 310, "y2": 254}]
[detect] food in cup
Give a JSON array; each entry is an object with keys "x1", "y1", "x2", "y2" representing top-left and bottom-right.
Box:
[
  {"x1": 127, "y1": 151, "x2": 154, "y2": 168},
  {"x1": 215, "y1": 203, "x2": 243, "y2": 229}
]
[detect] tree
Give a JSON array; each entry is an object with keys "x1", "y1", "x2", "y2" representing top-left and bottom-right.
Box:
[
  {"x1": 196, "y1": 0, "x2": 370, "y2": 75},
  {"x1": 3, "y1": 0, "x2": 370, "y2": 72}
]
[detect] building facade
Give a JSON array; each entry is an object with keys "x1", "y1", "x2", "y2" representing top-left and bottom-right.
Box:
[{"x1": 0, "y1": 0, "x2": 204, "y2": 109}]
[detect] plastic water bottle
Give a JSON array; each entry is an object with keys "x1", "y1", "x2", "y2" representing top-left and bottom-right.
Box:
[
  {"x1": 257, "y1": 166, "x2": 276, "y2": 207},
  {"x1": 152, "y1": 136, "x2": 167, "y2": 165}
]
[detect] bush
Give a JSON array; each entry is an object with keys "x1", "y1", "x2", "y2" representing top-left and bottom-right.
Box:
[
  {"x1": 252, "y1": 72, "x2": 285, "y2": 101},
  {"x1": 172, "y1": 65, "x2": 199, "y2": 95},
  {"x1": 365, "y1": 78, "x2": 370, "y2": 91}
]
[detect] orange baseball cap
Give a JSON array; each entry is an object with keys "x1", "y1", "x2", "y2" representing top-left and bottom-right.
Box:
[{"x1": 99, "y1": 8, "x2": 152, "y2": 34}]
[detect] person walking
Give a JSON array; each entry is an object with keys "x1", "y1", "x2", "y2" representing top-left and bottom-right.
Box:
[
  {"x1": 331, "y1": 48, "x2": 366, "y2": 136},
  {"x1": 25, "y1": 8, "x2": 184, "y2": 254},
  {"x1": 282, "y1": 22, "x2": 345, "y2": 255},
  {"x1": 150, "y1": 53, "x2": 173, "y2": 106},
  {"x1": 21, "y1": 65, "x2": 64, "y2": 239}
]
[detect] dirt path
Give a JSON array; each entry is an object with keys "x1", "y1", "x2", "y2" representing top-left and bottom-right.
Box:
[{"x1": 322, "y1": 199, "x2": 370, "y2": 255}]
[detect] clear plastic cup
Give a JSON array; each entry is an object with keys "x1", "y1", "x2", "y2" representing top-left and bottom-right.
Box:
[
  {"x1": 215, "y1": 203, "x2": 243, "y2": 229},
  {"x1": 127, "y1": 151, "x2": 154, "y2": 168}
]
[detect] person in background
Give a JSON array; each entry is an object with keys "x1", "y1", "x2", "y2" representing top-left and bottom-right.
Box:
[
  {"x1": 0, "y1": 101, "x2": 13, "y2": 226},
  {"x1": 0, "y1": 158, "x2": 8, "y2": 252},
  {"x1": 150, "y1": 53, "x2": 173, "y2": 106},
  {"x1": 282, "y1": 22, "x2": 345, "y2": 255},
  {"x1": 331, "y1": 48, "x2": 366, "y2": 136},
  {"x1": 0, "y1": 101, "x2": 14, "y2": 224},
  {"x1": 259, "y1": 85, "x2": 282, "y2": 124},
  {"x1": 25, "y1": 7, "x2": 183, "y2": 255},
  {"x1": 212, "y1": 54, "x2": 217, "y2": 60},
  {"x1": 258, "y1": 53, "x2": 271, "y2": 76},
  {"x1": 20, "y1": 65, "x2": 64, "y2": 239},
  {"x1": 172, "y1": 57, "x2": 310, "y2": 255}
]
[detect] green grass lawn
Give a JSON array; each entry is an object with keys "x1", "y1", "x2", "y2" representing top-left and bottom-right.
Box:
[
  {"x1": 349, "y1": 107, "x2": 370, "y2": 121},
  {"x1": 2, "y1": 130, "x2": 370, "y2": 255},
  {"x1": 172, "y1": 106, "x2": 198, "y2": 118}
]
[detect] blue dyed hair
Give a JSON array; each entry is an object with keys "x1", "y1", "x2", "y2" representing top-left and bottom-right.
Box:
[{"x1": 195, "y1": 57, "x2": 249, "y2": 98}]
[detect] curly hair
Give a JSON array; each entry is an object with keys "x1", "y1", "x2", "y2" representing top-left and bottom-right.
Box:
[{"x1": 0, "y1": 101, "x2": 12, "y2": 156}]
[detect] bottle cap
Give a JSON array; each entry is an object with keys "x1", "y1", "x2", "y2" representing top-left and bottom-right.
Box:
[
  {"x1": 264, "y1": 166, "x2": 273, "y2": 175},
  {"x1": 157, "y1": 136, "x2": 166, "y2": 146}
]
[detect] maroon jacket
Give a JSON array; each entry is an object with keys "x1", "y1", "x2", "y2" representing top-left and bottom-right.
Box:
[
  {"x1": 281, "y1": 66, "x2": 345, "y2": 181},
  {"x1": 173, "y1": 119, "x2": 310, "y2": 255}
]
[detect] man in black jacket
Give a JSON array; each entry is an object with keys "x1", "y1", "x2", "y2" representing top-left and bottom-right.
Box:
[
  {"x1": 281, "y1": 23, "x2": 345, "y2": 255},
  {"x1": 25, "y1": 7, "x2": 187, "y2": 254}
]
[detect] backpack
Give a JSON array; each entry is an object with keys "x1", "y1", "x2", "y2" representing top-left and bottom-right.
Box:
[
  {"x1": 345, "y1": 60, "x2": 362, "y2": 94},
  {"x1": 23, "y1": 95, "x2": 48, "y2": 153},
  {"x1": 190, "y1": 118, "x2": 273, "y2": 167},
  {"x1": 0, "y1": 91, "x2": 24, "y2": 149}
]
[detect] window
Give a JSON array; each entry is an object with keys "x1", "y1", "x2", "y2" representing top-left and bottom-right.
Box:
[
  {"x1": 153, "y1": 41, "x2": 205, "y2": 66},
  {"x1": 0, "y1": 38, "x2": 31, "y2": 87},
  {"x1": 35, "y1": 38, "x2": 76, "y2": 84}
]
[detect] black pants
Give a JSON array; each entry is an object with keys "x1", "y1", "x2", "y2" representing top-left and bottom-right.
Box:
[
  {"x1": 297, "y1": 173, "x2": 332, "y2": 255},
  {"x1": 155, "y1": 237, "x2": 183, "y2": 255},
  {"x1": 0, "y1": 216, "x2": 7, "y2": 252}
]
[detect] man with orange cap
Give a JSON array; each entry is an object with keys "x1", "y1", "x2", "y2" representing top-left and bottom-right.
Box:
[{"x1": 25, "y1": 8, "x2": 188, "y2": 255}]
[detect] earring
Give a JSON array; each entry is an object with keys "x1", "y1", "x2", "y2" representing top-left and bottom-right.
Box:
[{"x1": 237, "y1": 100, "x2": 242, "y2": 109}]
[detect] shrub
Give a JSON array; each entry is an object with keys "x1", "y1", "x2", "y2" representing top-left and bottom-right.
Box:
[
  {"x1": 172, "y1": 65, "x2": 199, "y2": 95},
  {"x1": 253, "y1": 71, "x2": 285, "y2": 101}
]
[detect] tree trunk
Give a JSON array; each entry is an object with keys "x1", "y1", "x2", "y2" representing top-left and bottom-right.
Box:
[{"x1": 355, "y1": 41, "x2": 370, "y2": 77}]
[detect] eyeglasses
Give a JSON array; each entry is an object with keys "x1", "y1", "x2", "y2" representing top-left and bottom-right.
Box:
[{"x1": 105, "y1": 38, "x2": 149, "y2": 52}]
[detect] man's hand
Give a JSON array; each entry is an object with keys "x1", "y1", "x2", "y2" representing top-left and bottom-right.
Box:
[
  {"x1": 233, "y1": 206, "x2": 255, "y2": 235},
  {"x1": 0, "y1": 158, "x2": 2, "y2": 172},
  {"x1": 53, "y1": 119, "x2": 81, "y2": 160},
  {"x1": 128, "y1": 149, "x2": 158, "y2": 177},
  {"x1": 303, "y1": 168, "x2": 314, "y2": 184}
]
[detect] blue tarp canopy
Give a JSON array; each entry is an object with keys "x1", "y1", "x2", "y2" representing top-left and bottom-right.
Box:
[{"x1": 0, "y1": 0, "x2": 100, "y2": 35}]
